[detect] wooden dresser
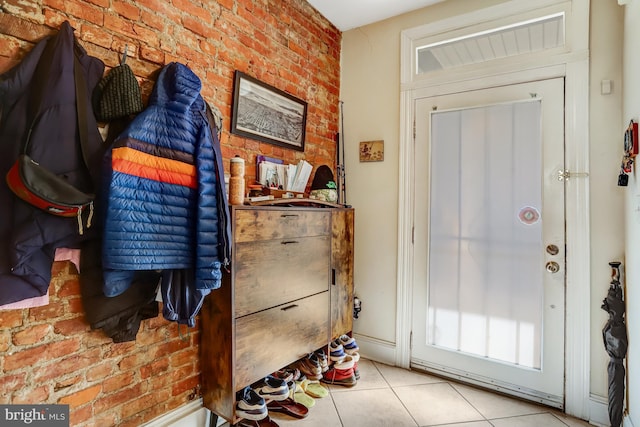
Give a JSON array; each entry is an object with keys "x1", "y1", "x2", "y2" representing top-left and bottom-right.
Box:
[{"x1": 200, "y1": 205, "x2": 354, "y2": 422}]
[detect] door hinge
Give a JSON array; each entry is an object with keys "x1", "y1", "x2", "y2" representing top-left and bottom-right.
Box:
[
  {"x1": 413, "y1": 118, "x2": 416, "y2": 140},
  {"x1": 410, "y1": 331, "x2": 413, "y2": 349},
  {"x1": 412, "y1": 226, "x2": 415, "y2": 244}
]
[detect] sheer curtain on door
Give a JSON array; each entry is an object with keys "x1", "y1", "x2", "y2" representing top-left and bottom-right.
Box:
[{"x1": 427, "y1": 100, "x2": 543, "y2": 369}]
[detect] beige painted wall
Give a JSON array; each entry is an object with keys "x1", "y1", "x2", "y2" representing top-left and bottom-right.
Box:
[
  {"x1": 341, "y1": 0, "x2": 624, "y2": 403},
  {"x1": 589, "y1": 0, "x2": 625, "y2": 401}
]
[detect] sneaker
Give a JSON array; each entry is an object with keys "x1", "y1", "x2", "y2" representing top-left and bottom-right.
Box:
[
  {"x1": 315, "y1": 349, "x2": 329, "y2": 373},
  {"x1": 253, "y1": 375, "x2": 289, "y2": 401},
  {"x1": 339, "y1": 334, "x2": 359, "y2": 355},
  {"x1": 273, "y1": 367, "x2": 300, "y2": 383},
  {"x1": 320, "y1": 366, "x2": 357, "y2": 387},
  {"x1": 333, "y1": 354, "x2": 355, "y2": 370},
  {"x1": 354, "y1": 361, "x2": 360, "y2": 380},
  {"x1": 329, "y1": 341, "x2": 347, "y2": 362},
  {"x1": 295, "y1": 354, "x2": 322, "y2": 381},
  {"x1": 236, "y1": 387, "x2": 267, "y2": 420}
]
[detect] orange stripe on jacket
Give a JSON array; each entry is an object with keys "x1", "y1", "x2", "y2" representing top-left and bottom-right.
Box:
[{"x1": 112, "y1": 147, "x2": 197, "y2": 188}]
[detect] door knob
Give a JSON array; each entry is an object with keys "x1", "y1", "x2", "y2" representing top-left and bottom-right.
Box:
[{"x1": 546, "y1": 261, "x2": 560, "y2": 273}]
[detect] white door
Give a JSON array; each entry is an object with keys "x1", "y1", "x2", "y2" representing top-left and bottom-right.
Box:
[{"x1": 411, "y1": 78, "x2": 565, "y2": 408}]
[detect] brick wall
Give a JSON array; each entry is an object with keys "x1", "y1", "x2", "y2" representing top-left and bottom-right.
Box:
[{"x1": 0, "y1": 1, "x2": 341, "y2": 425}]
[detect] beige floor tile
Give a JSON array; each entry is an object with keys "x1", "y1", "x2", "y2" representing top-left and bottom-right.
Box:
[
  {"x1": 450, "y1": 383, "x2": 548, "y2": 419},
  {"x1": 332, "y1": 387, "x2": 419, "y2": 427},
  {"x1": 394, "y1": 382, "x2": 484, "y2": 426},
  {"x1": 489, "y1": 413, "x2": 573, "y2": 426},
  {"x1": 437, "y1": 422, "x2": 494, "y2": 427},
  {"x1": 326, "y1": 359, "x2": 388, "y2": 393},
  {"x1": 549, "y1": 411, "x2": 592, "y2": 426},
  {"x1": 373, "y1": 362, "x2": 444, "y2": 387}
]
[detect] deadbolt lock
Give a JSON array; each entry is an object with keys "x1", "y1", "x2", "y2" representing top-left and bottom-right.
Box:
[{"x1": 546, "y1": 261, "x2": 560, "y2": 273}]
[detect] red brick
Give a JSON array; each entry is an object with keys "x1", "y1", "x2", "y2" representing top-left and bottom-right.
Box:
[
  {"x1": 0, "y1": 310, "x2": 24, "y2": 328},
  {"x1": 34, "y1": 348, "x2": 102, "y2": 382},
  {"x1": 121, "y1": 388, "x2": 171, "y2": 419},
  {"x1": 0, "y1": 14, "x2": 49, "y2": 42},
  {"x1": 29, "y1": 301, "x2": 65, "y2": 321},
  {"x1": 172, "y1": 0, "x2": 211, "y2": 21},
  {"x1": 13, "y1": 385, "x2": 49, "y2": 404},
  {"x1": 136, "y1": 0, "x2": 182, "y2": 23},
  {"x1": 113, "y1": 0, "x2": 141, "y2": 21},
  {"x1": 171, "y1": 374, "x2": 199, "y2": 397},
  {"x1": 102, "y1": 342, "x2": 134, "y2": 358},
  {"x1": 4, "y1": 338, "x2": 81, "y2": 371},
  {"x1": 2, "y1": 0, "x2": 40, "y2": 18},
  {"x1": 118, "y1": 352, "x2": 143, "y2": 371},
  {"x1": 58, "y1": 384, "x2": 101, "y2": 408},
  {"x1": 54, "y1": 375, "x2": 82, "y2": 392},
  {"x1": 0, "y1": 329, "x2": 10, "y2": 352},
  {"x1": 69, "y1": 404, "x2": 94, "y2": 426},
  {"x1": 85, "y1": 0, "x2": 109, "y2": 7},
  {"x1": 140, "y1": 45, "x2": 164, "y2": 64},
  {"x1": 140, "y1": 357, "x2": 170, "y2": 379},
  {"x1": 140, "y1": 10, "x2": 165, "y2": 32},
  {"x1": 169, "y1": 347, "x2": 198, "y2": 368},
  {"x1": 53, "y1": 317, "x2": 90, "y2": 336},
  {"x1": 93, "y1": 383, "x2": 143, "y2": 414},
  {"x1": 102, "y1": 371, "x2": 135, "y2": 394},
  {"x1": 181, "y1": 16, "x2": 217, "y2": 39},
  {"x1": 0, "y1": 372, "x2": 26, "y2": 395},
  {"x1": 136, "y1": 325, "x2": 169, "y2": 346},
  {"x1": 56, "y1": 277, "x2": 81, "y2": 297},
  {"x1": 12, "y1": 324, "x2": 51, "y2": 345},
  {"x1": 86, "y1": 362, "x2": 114, "y2": 382}
]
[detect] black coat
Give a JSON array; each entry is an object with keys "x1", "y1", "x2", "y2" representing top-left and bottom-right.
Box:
[{"x1": 0, "y1": 22, "x2": 104, "y2": 304}]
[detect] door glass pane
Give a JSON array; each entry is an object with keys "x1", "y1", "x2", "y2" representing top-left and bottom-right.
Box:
[{"x1": 427, "y1": 101, "x2": 542, "y2": 369}]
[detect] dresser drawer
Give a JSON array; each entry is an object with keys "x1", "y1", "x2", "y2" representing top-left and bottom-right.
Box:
[
  {"x1": 234, "y1": 235, "x2": 330, "y2": 317},
  {"x1": 234, "y1": 208, "x2": 330, "y2": 243},
  {"x1": 234, "y1": 291, "x2": 329, "y2": 390}
]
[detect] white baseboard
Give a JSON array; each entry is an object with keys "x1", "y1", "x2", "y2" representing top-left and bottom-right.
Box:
[
  {"x1": 353, "y1": 332, "x2": 397, "y2": 365},
  {"x1": 588, "y1": 394, "x2": 611, "y2": 427},
  {"x1": 142, "y1": 399, "x2": 224, "y2": 427}
]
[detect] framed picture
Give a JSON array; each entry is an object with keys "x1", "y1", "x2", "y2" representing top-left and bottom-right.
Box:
[
  {"x1": 359, "y1": 140, "x2": 384, "y2": 162},
  {"x1": 231, "y1": 71, "x2": 307, "y2": 151}
]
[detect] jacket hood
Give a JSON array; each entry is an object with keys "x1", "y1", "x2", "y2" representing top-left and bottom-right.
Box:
[{"x1": 149, "y1": 62, "x2": 202, "y2": 113}]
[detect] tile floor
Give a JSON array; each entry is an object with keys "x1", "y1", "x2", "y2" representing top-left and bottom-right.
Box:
[{"x1": 235, "y1": 359, "x2": 593, "y2": 427}]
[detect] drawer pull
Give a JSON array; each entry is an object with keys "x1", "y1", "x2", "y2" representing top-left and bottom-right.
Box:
[
  {"x1": 280, "y1": 214, "x2": 299, "y2": 218},
  {"x1": 281, "y1": 304, "x2": 299, "y2": 311},
  {"x1": 281, "y1": 240, "x2": 299, "y2": 245}
]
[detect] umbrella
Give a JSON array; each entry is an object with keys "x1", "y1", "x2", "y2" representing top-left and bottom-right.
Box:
[{"x1": 601, "y1": 262, "x2": 628, "y2": 427}]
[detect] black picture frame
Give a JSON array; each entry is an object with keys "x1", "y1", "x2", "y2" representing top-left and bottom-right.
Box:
[{"x1": 231, "y1": 71, "x2": 307, "y2": 151}]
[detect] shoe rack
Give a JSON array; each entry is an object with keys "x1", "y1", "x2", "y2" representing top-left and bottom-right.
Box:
[{"x1": 200, "y1": 205, "x2": 354, "y2": 424}]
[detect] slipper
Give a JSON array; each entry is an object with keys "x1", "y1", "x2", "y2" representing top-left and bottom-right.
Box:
[
  {"x1": 267, "y1": 398, "x2": 309, "y2": 419},
  {"x1": 292, "y1": 385, "x2": 316, "y2": 408},
  {"x1": 297, "y1": 379, "x2": 329, "y2": 398},
  {"x1": 237, "y1": 415, "x2": 280, "y2": 427}
]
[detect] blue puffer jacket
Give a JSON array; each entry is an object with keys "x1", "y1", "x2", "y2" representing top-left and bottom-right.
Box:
[{"x1": 101, "y1": 62, "x2": 230, "y2": 325}]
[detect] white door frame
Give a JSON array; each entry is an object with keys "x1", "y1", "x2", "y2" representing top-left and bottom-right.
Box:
[{"x1": 396, "y1": 0, "x2": 590, "y2": 420}]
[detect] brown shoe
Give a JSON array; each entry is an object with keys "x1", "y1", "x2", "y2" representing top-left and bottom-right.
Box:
[{"x1": 295, "y1": 354, "x2": 322, "y2": 381}]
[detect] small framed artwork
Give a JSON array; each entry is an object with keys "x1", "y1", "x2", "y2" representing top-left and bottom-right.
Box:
[
  {"x1": 359, "y1": 140, "x2": 384, "y2": 162},
  {"x1": 231, "y1": 71, "x2": 307, "y2": 152}
]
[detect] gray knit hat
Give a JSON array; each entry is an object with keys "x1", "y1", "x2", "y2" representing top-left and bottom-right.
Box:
[{"x1": 92, "y1": 49, "x2": 143, "y2": 121}]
